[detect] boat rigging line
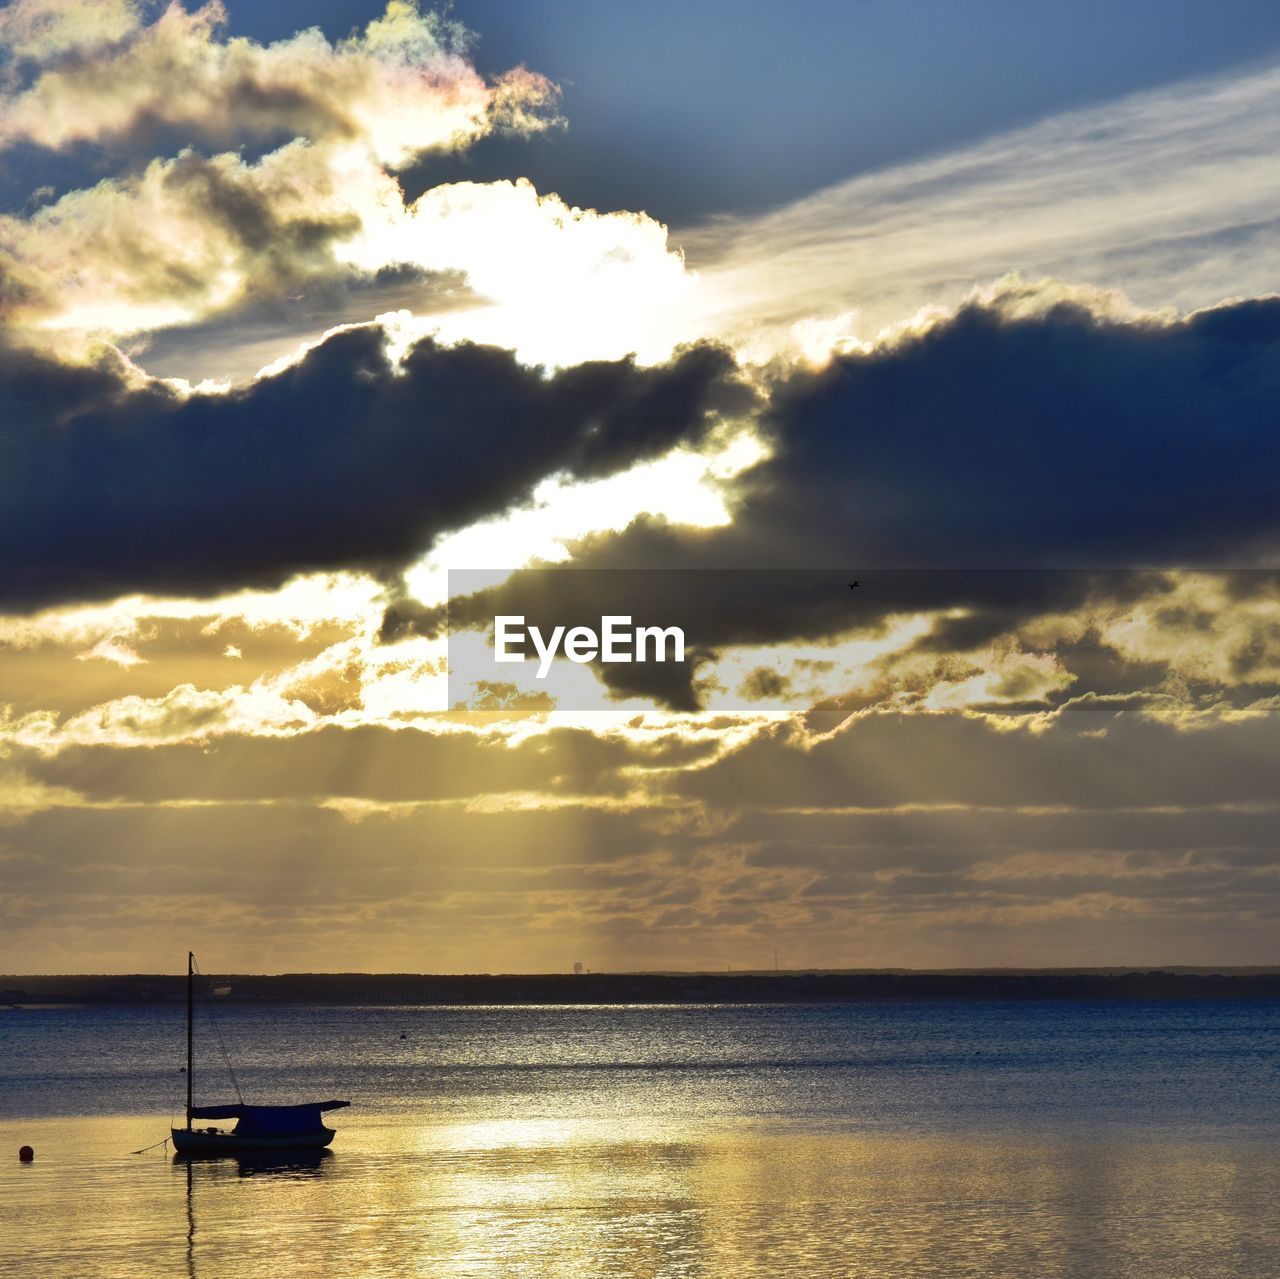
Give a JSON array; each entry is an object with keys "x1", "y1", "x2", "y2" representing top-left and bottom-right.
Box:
[{"x1": 192, "y1": 954, "x2": 244, "y2": 1105}]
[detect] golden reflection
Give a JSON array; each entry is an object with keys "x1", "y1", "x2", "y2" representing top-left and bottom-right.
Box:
[{"x1": 4, "y1": 1114, "x2": 1280, "y2": 1277}]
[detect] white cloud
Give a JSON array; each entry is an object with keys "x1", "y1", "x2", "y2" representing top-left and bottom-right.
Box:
[
  {"x1": 0, "y1": 0, "x2": 139, "y2": 63},
  {"x1": 0, "y1": 572, "x2": 384, "y2": 652},
  {"x1": 3, "y1": 680, "x2": 319, "y2": 750},
  {"x1": 352, "y1": 179, "x2": 701, "y2": 367},
  {"x1": 0, "y1": 1, "x2": 556, "y2": 162},
  {"x1": 0, "y1": 1, "x2": 589, "y2": 358},
  {"x1": 685, "y1": 58, "x2": 1280, "y2": 360},
  {"x1": 75, "y1": 636, "x2": 146, "y2": 668}
]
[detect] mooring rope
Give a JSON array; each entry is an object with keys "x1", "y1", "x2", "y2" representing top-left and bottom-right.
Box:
[{"x1": 131, "y1": 1136, "x2": 171, "y2": 1154}]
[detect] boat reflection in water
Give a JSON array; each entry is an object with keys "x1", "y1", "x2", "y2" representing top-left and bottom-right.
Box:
[
  {"x1": 176, "y1": 1148, "x2": 333, "y2": 1178},
  {"x1": 181, "y1": 1145, "x2": 332, "y2": 1279}
]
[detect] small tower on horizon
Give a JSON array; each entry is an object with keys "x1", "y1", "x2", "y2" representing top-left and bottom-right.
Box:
[{"x1": 573, "y1": 960, "x2": 584, "y2": 975}]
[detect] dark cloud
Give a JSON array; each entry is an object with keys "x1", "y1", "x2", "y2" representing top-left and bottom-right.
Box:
[
  {"x1": 564, "y1": 296, "x2": 1280, "y2": 580},
  {"x1": 417, "y1": 295, "x2": 1280, "y2": 706},
  {"x1": 0, "y1": 329, "x2": 748, "y2": 609},
  {"x1": 685, "y1": 295, "x2": 1280, "y2": 568}
]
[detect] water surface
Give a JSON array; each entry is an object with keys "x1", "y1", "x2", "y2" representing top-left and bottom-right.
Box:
[{"x1": 3, "y1": 1000, "x2": 1279, "y2": 1277}]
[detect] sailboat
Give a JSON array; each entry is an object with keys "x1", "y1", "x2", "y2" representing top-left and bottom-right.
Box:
[{"x1": 171, "y1": 952, "x2": 350, "y2": 1155}]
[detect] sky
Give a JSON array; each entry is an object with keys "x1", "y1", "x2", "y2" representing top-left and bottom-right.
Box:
[{"x1": 1, "y1": 0, "x2": 1279, "y2": 974}]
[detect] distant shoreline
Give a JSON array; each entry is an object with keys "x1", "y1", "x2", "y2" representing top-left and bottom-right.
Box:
[{"x1": 4, "y1": 969, "x2": 1280, "y2": 1006}]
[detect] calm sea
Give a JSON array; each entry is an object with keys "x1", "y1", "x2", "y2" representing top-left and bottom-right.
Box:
[{"x1": 3, "y1": 1000, "x2": 1279, "y2": 1277}]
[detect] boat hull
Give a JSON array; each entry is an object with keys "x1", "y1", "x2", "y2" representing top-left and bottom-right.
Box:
[{"x1": 171, "y1": 1126, "x2": 336, "y2": 1154}]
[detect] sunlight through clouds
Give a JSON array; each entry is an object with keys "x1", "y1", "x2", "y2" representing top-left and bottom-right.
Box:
[
  {"x1": 403, "y1": 429, "x2": 769, "y2": 604},
  {"x1": 3, "y1": 0, "x2": 1280, "y2": 970}
]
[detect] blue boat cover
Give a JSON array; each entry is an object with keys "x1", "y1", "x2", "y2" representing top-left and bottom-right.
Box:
[{"x1": 188, "y1": 1101, "x2": 350, "y2": 1135}]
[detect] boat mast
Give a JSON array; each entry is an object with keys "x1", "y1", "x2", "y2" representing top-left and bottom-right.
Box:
[{"x1": 186, "y1": 950, "x2": 193, "y2": 1130}]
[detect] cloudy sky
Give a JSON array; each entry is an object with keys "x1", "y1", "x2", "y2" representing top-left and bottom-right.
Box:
[{"x1": 2, "y1": 0, "x2": 1279, "y2": 974}]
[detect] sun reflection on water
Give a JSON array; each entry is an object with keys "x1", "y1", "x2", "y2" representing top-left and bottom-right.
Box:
[{"x1": 6, "y1": 1113, "x2": 1280, "y2": 1278}]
